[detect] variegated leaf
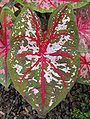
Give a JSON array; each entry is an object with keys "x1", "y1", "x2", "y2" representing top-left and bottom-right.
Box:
[
  {"x1": 75, "y1": 5, "x2": 90, "y2": 85},
  {"x1": 8, "y1": 4, "x2": 79, "y2": 116},
  {"x1": 78, "y1": 53, "x2": 90, "y2": 85},
  {"x1": 16, "y1": 0, "x2": 89, "y2": 13},
  {"x1": 0, "y1": 7, "x2": 15, "y2": 88}
]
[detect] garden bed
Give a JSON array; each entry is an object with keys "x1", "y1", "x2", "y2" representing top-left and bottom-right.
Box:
[{"x1": 0, "y1": 83, "x2": 90, "y2": 119}]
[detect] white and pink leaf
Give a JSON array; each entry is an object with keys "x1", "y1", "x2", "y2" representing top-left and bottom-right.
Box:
[{"x1": 8, "y1": 4, "x2": 79, "y2": 116}]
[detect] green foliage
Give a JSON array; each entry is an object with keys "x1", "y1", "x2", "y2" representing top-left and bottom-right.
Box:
[
  {"x1": 0, "y1": 6, "x2": 16, "y2": 21},
  {"x1": 71, "y1": 108, "x2": 90, "y2": 119},
  {"x1": 77, "y1": 78, "x2": 90, "y2": 86},
  {"x1": 73, "y1": 0, "x2": 90, "y2": 9},
  {"x1": 0, "y1": 6, "x2": 16, "y2": 89},
  {"x1": 16, "y1": 0, "x2": 90, "y2": 13},
  {"x1": 71, "y1": 90, "x2": 90, "y2": 119}
]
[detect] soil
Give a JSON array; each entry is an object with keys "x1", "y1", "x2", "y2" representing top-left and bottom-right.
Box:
[{"x1": 0, "y1": 82, "x2": 90, "y2": 119}]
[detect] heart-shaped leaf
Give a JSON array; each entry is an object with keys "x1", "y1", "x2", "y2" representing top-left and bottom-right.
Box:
[
  {"x1": 0, "y1": 7, "x2": 16, "y2": 88},
  {"x1": 75, "y1": 5, "x2": 90, "y2": 85},
  {"x1": 8, "y1": 4, "x2": 79, "y2": 116},
  {"x1": 16, "y1": 0, "x2": 90, "y2": 13}
]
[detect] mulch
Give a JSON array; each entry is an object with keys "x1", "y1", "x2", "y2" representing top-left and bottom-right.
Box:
[{"x1": 0, "y1": 82, "x2": 90, "y2": 119}]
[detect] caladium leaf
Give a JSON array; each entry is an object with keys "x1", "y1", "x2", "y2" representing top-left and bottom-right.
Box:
[
  {"x1": 8, "y1": 4, "x2": 79, "y2": 116},
  {"x1": 0, "y1": 6, "x2": 16, "y2": 21},
  {"x1": 16, "y1": 0, "x2": 89, "y2": 13},
  {"x1": 0, "y1": 0, "x2": 9, "y2": 7},
  {"x1": 0, "y1": 7, "x2": 15, "y2": 88},
  {"x1": 73, "y1": 0, "x2": 90, "y2": 9},
  {"x1": 75, "y1": 6, "x2": 90, "y2": 51},
  {"x1": 75, "y1": 6, "x2": 90, "y2": 85},
  {"x1": 78, "y1": 53, "x2": 90, "y2": 85}
]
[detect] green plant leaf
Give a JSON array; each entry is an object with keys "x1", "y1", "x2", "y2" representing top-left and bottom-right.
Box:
[
  {"x1": 75, "y1": 5, "x2": 90, "y2": 85},
  {"x1": 0, "y1": 6, "x2": 16, "y2": 22},
  {"x1": 16, "y1": 0, "x2": 90, "y2": 13},
  {"x1": 0, "y1": 7, "x2": 16, "y2": 89},
  {"x1": 73, "y1": 0, "x2": 90, "y2": 9},
  {"x1": 8, "y1": 4, "x2": 79, "y2": 116},
  {"x1": 78, "y1": 53, "x2": 90, "y2": 85}
]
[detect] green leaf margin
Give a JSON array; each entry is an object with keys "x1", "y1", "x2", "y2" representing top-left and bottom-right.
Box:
[{"x1": 15, "y1": 0, "x2": 90, "y2": 13}]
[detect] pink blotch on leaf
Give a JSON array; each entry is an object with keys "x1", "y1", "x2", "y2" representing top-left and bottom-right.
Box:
[
  {"x1": 0, "y1": 69, "x2": 5, "y2": 75},
  {"x1": 79, "y1": 53, "x2": 90, "y2": 78},
  {"x1": 75, "y1": 8, "x2": 90, "y2": 49},
  {"x1": 0, "y1": 0, "x2": 9, "y2": 7}
]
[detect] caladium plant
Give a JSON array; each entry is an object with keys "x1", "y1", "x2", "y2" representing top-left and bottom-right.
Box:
[
  {"x1": 0, "y1": 7, "x2": 16, "y2": 89},
  {"x1": 16, "y1": 0, "x2": 90, "y2": 13},
  {"x1": 75, "y1": 6, "x2": 90, "y2": 85},
  {"x1": 8, "y1": 4, "x2": 79, "y2": 116}
]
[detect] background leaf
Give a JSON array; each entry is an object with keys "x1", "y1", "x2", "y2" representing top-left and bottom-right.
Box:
[
  {"x1": 16, "y1": 0, "x2": 90, "y2": 13},
  {"x1": 0, "y1": 7, "x2": 15, "y2": 89},
  {"x1": 73, "y1": 0, "x2": 90, "y2": 9},
  {"x1": 75, "y1": 4, "x2": 90, "y2": 85},
  {"x1": 78, "y1": 53, "x2": 90, "y2": 85}
]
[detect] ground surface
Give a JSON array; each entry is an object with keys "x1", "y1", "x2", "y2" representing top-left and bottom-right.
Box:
[{"x1": 0, "y1": 83, "x2": 90, "y2": 119}]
